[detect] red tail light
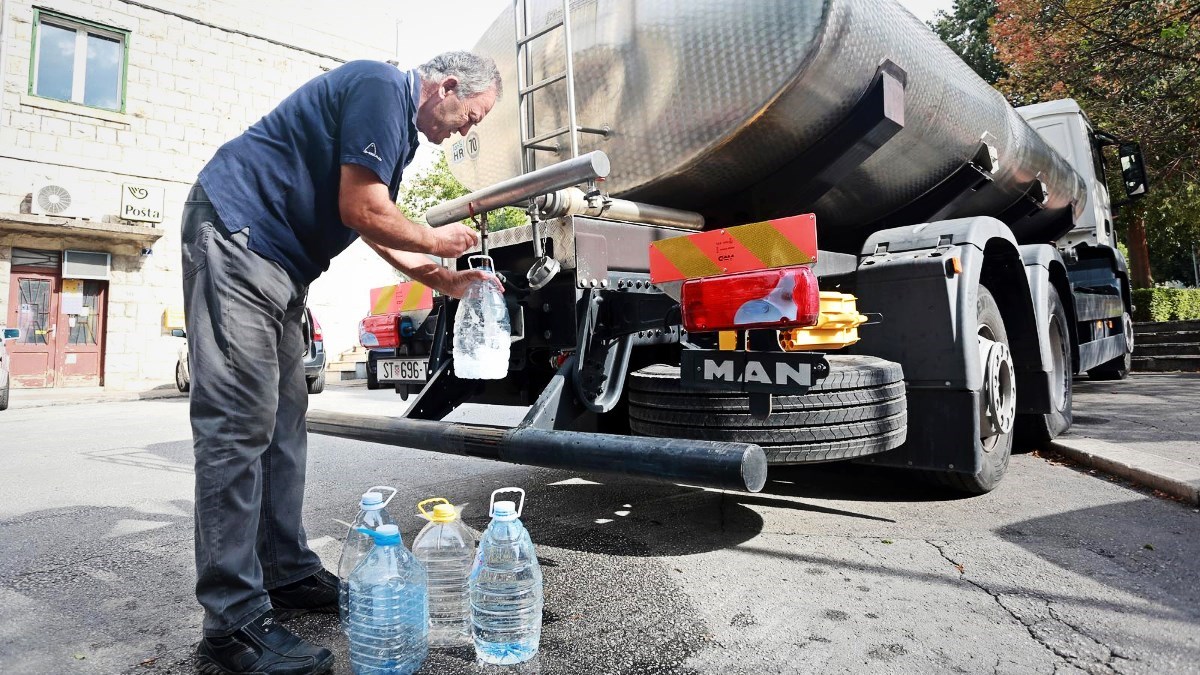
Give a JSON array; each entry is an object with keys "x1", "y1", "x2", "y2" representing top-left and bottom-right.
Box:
[
  {"x1": 359, "y1": 314, "x2": 400, "y2": 349},
  {"x1": 310, "y1": 313, "x2": 323, "y2": 342},
  {"x1": 681, "y1": 266, "x2": 820, "y2": 333}
]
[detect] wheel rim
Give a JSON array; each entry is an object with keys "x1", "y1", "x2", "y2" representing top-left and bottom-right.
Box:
[
  {"x1": 1123, "y1": 312, "x2": 1135, "y2": 352},
  {"x1": 177, "y1": 363, "x2": 186, "y2": 388},
  {"x1": 978, "y1": 326, "x2": 1016, "y2": 445}
]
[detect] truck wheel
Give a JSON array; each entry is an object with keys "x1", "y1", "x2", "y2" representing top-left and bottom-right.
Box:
[
  {"x1": 1087, "y1": 311, "x2": 1132, "y2": 380},
  {"x1": 628, "y1": 355, "x2": 907, "y2": 464},
  {"x1": 366, "y1": 363, "x2": 380, "y2": 390},
  {"x1": 926, "y1": 286, "x2": 1014, "y2": 494},
  {"x1": 1016, "y1": 286, "x2": 1072, "y2": 447}
]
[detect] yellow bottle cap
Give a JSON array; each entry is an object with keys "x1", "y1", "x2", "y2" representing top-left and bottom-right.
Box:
[{"x1": 430, "y1": 503, "x2": 457, "y2": 523}]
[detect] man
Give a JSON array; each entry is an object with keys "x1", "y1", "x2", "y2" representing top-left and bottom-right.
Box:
[{"x1": 181, "y1": 52, "x2": 501, "y2": 674}]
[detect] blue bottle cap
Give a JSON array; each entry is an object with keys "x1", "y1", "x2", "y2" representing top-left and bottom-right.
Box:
[{"x1": 360, "y1": 524, "x2": 401, "y2": 546}]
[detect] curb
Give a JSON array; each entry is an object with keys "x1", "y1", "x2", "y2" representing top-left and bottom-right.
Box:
[
  {"x1": 1050, "y1": 437, "x2": 1200, "y2": 505},
  {"x1": 9, "y1": 388, "x2": 187, "y2": 410}
]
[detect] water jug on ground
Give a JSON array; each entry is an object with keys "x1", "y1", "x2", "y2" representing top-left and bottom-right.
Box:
[
  {"x1": 347, "y1": 524, "x2": 429, "y2": 675},
  {"x1": 338, "y1": 486, "x2": 398, "y2": 633},
  {"x1": 469, "y1": 487, "x2": 543, "y2": 665},
  {"x1": 412, "y1": 497, "x2": 476, "y2": 648}
]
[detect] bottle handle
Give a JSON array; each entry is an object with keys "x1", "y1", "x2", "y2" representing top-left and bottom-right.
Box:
[
  {"x1": 417, "y1": 497, "x2": 450, "y2": 518},
  {"x1": 467, "y1": 254, "x2": 495, "y2": 272},
  {"x1": 490, "y1": 487, "x2": 525, "y2": 518},
  {"x1": 367, "y1": 485, "x2": 398, "y2": 508}
]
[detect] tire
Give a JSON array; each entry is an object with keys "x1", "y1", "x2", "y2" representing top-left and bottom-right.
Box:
[
  {"x1": 366, "y1": 363, "x2": 380, "y2": 390},
  {"x1": 1015, "y1": 285, "x2": 1073, "y2": 447},
  {"x1": 176, "y1": 361, "x2": 190, "y2": 393},
  {"x1": 1087, "y1": 311, "x2": 1132, "y2": 380},
  {"x1": 307, "y1": 369, "x2": 326, "y2": 395},
  {"x1": 924, "y1": 286, "x2": 1013, "y2": 494},
  {"x1": 627, "y1": 355, "x2": 907, "y2": 464},
  {"x1": 0, "y1": 378, "x2": 9, "y2": 411}
]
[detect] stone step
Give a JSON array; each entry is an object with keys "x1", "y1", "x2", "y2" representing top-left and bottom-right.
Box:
[
  {"x1": 1135, "y1": 320, "x2": 1200, "y2": 334},
  {"x1": 1132, "y1": 355, "x2": 1200, "y2": 373},
  {"x1": 1135, "y1": 330, "x2": 1200, "y2": 345},
  {"x1": 1135, "y1": 343, "x2": 1200, "y2": 357}
]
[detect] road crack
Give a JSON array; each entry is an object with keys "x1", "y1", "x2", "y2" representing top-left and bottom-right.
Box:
[{"x1": 925, "y1": 540, "x2": 1129, "y2": 674}]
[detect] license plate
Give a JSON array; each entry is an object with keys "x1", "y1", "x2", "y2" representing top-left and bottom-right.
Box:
[
  {"x1": 680, "y1": 350, "x2": 828, "y2": 394},
  {"x1": 377, "y1": 358, "x2": 427, "y2": 382}
]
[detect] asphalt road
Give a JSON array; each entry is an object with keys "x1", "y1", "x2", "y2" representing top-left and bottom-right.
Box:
[{"x1": 1, "y1": 386, "x2": 1197, "y2": 674}]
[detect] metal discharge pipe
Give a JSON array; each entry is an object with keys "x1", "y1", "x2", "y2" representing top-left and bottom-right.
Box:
[
  {"x1": 536, "y1": 187, "x2": 706, "y2": 230},
  {"x1": 425, "y1": 151, "x2": 611, "y2": 227},
  {"x1": 307, "y1": 410, "x2": 768, "y2": 492}
]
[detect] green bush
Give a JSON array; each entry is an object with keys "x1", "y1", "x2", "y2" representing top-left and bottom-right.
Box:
[{"x1": 1132, "y1": 288, "x2": 1200, "y2": 322}]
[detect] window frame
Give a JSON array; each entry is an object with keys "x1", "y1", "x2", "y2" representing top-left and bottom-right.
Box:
[{"x1": 29, "y1": 8, "x2": 130, "y2": 113}]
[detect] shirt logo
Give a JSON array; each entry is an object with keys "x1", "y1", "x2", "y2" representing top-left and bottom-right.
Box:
[{"x1": 362, "y1": 143, "x2": 381, "y2": 161}]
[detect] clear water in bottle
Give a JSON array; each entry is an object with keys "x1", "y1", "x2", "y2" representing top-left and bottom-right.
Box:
[
  {"x1": 337, "y1": 487, "x2": 397, "y2": 634},
  {"x1": 453, "y1": 256, "x2": 510, "y2": 380},
  {"x1": 469, "y1": 488, "x2": 543, "y2": 665},
  {"x1": 411, "y1": 498, "x2": 476, "y2": 648},
  {"x1": 347, "y1": 524, "x2": 429, "y2": 675}
]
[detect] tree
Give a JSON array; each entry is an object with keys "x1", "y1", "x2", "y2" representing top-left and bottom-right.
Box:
[
  {"x1": 932, "y1": 0, "x2": 1006, "y2": 84},
  {"x1": 992, "y1": 0, "x2": 1200, "y2": 286},
  {"x1": 398, "y1": 152, "x2": 528, "y2": 232}
]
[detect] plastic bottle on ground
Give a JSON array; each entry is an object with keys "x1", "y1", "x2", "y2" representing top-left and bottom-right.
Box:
[
  {"x1": 411, "y1": 497, "x2": 476, "y2": 648},
  {"x1": 453, "y1": 255, "x2": 510, "y2": 380},
  {"x1": 347, "y1": 524, "x2": 429, "y2": 675},
  {"x1": 337, "y1": 487, "x2": 398, "y2": 634},
  {"x1": 469, "y1": 487, "x2": 543, "y2": 665}
]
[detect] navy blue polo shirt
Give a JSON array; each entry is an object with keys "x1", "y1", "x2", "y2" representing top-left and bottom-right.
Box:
[{"x1": 199, "y1": 60, "x2": 421, "y2": 284}]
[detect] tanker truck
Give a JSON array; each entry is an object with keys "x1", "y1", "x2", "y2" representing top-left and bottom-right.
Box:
[{"x1": 310, "y1": 0, "x2": 1149, "y2": 495}]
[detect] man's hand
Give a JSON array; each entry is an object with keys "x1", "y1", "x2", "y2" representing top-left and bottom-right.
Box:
[
  {"x1": 430, "y1": 223, "x2": 480, "y2": 258},
  {"x1": 361, "y1": 237, "x2": 503, "y2": 299},
  {"x1": 439, "y1": 268, "x2": 504, "y2": 299}
]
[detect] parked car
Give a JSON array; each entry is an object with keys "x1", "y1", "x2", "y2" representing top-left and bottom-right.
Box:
[
  {"x1": 172, "y1": 307, "x2": 326, "y2": 394},
  {"x1": 1, "y1": 326, "x2": 20, "y2": 411}
]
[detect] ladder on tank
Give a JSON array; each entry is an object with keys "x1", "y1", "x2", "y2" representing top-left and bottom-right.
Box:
[
  {"x1": 512, "y1": 0, "x2": 609, "y2": 287},
  {"x1": 513, "y1": 0, "x2": 608, "y2": 172}
]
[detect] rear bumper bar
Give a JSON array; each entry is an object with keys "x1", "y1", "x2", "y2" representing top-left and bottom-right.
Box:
[{"x1": 307, "y1": 411, "x2": 767, "y2": 492}]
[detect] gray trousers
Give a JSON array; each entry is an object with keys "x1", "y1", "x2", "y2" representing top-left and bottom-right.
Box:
[{"x1": 181, "y1": 184, "x2": 322, "y2": 636}]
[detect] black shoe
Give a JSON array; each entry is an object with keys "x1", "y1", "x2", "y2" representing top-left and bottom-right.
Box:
[
  {"x1": 268, "y1": 568, "x2": 339, "y2": 618},
  {"x1": 195, "y1": 610, "x2": 333, "y2": 675}
]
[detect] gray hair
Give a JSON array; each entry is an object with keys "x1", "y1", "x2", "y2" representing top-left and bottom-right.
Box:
[{"x1": 418, "y1": 51, "x2": 502, "y2": 100}]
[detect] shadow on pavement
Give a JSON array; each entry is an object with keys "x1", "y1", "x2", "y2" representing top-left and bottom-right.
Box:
[{"x1": 996, "y1": 497, "x2": 1200, "y2": 619}]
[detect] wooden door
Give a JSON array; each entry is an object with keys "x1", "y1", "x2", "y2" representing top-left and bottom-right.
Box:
[
  {"x1": 6, "y1": 270, "x2": 59, "y2": 388},
  {"x1": 57, "y1": 279, "x2": 107, "y2": 386}
]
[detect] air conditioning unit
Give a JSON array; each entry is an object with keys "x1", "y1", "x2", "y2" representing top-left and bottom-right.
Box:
[{"x1": 31, "y1": 182, "x2": 89, "y2": 218}]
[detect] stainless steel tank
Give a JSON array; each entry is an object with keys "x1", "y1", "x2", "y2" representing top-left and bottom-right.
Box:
[{"x1": 446, "y1": 0, "x2": 1086, "y2": 250}]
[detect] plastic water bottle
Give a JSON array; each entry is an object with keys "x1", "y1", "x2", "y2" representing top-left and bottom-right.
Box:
[
  {"x1": 338, "y1": 487, "x2": 398, "y2": 634},
  {"x1": 453, "y1": 255, "x2": 510, "y2": 380},
  {"x1": 411, "y1": 498, "x2": 475, "y2": 647},
  {"x1": 469, "y1": 488, "x2": 543, "y2": 665},
  {"x1": 347, "y1": 524, "x2": 429, "y2": 675}
]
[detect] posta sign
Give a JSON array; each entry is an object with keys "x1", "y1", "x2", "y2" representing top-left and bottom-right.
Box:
[{"x1": 120, "y1": 183, "x2": 165, "y2": 223}]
